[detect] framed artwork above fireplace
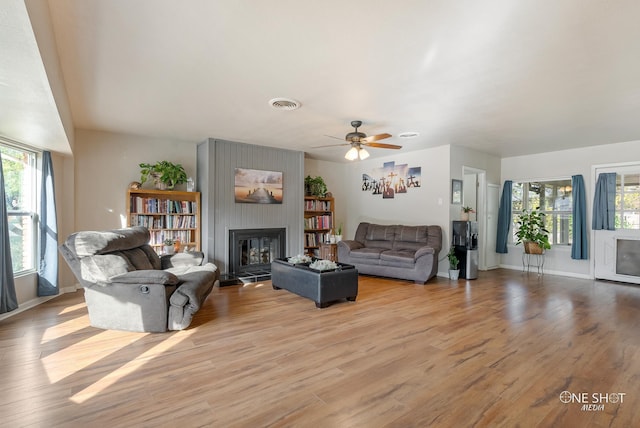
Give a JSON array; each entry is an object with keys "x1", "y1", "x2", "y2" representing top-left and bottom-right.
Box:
[{"x1": 234, "y1": 168, "x2": 283, "y2": 204}]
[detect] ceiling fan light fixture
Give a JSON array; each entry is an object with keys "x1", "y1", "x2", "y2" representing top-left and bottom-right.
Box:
[
  {"x1": 345, "y1": 146, "x2": 359, "y2": 160},
  {"x1": 268, "y1": 97, "x2": 301, "y2": 111},
  {"x1": 359, "y1": 148, "x2": 370, "y2": 160}
]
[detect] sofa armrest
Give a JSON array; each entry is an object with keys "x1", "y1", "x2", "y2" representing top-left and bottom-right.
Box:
[
  {"x1": 109, "y1": 270, "x2": 180, "y2": 285},
  {"x1": 414, "y1": 246, "x2": 435, "y2": 260},
  {"x1": 338, "y1": 240, "x2": 363, "y2": 251},
  {"x1": 161, "y1": 251, "x2": 205, "y2": 269}
]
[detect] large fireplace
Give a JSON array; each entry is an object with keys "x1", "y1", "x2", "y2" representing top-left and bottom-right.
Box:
[{"x1": 224, "y1": 228, "x2": 286, "y2": 284}]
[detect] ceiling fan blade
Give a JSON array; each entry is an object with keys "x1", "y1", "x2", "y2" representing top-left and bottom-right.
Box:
[
  {"x1": 311, "y1": 143, "x2": 349, "y2": 149},
  {"x1": 360, "y1": 133, "x2": 392, "y2": 143},
  {"x1": 363, "y1": 142, "x2": 402, "y2": 149},
  {"x1": 323, "y1": 134, "x2": 345, "y2": 141}
]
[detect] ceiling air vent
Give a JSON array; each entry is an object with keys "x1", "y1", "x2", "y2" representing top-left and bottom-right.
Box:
[
  {"x1": 398, "y1": 131, "x2": 420, "y2": 138},
  {"x1": 268, "y1": 97, "x2": 301, "y2": 111}
]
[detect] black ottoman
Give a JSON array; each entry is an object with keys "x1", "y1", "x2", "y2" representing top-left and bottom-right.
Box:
[{"x1": 271, "y1": 258, "x2": 358, "y2": 308}]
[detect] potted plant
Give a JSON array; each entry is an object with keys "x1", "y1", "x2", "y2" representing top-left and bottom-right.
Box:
[
  {"x1": 163, "y1": 238, "x2": 175, "y2": 255},
  {"x1": 515, "y1": 208, "x2": 551, "y2": 254},
  {"x1": 139, "y1": 161, "x2": 188, "y2": 190},
  {"x1": 304, "y1": 175, "x2": 328, "y2": 197},
  {"x1": 335, "y1": 223, "x2": 343, "y2": 242},
  {"x1": 447, "y1": 247, "x2": 460, "y2": 280},
  {"x1": 461, "y1": 206, "x2": 475, "y2": 221}
]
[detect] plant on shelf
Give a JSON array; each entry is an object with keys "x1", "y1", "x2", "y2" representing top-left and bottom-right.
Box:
[
  {"x1": 515, "y1": 207, "x2": 551, "y2": 254},
  {"x1": 461, "y1": 206, "x2": 475, "y2": 221},
  {"x1": 447, "y1": 247, "x2": 460, "y2": 280},
  {"x1": 163, "y1": 238, "x2": 176, "y2": 255},
  {"x1": 304, "y1": 175, "x2": 328, "y2": 197},
  {"x1": 139, "y1": 161, "x2": 188, "y2": 190}
]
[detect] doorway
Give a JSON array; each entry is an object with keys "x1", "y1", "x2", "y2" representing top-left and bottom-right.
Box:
[{"x1": 462, "y1": 166, "x2": 498, "y2": 270}]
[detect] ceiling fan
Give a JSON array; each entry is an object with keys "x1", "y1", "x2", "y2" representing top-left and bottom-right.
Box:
[{"x1": 315, "y1": 120, "x2": 401, "y2": 160}]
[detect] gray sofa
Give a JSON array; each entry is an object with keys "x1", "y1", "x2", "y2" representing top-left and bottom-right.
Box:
[
  {"x1": 337, "y1": 222, "x2": 442, "y2": 284},
  {"x1": 60, "y1": 226, "x2": 219, "y2": 332}
]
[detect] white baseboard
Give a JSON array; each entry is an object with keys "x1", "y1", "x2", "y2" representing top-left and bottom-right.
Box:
[
  {"x1": 0, "y1": 284, "x2": 80, "y2": 322},
  {"x1": 498, "y1": 264, "x2": 594, "y2": 280}
]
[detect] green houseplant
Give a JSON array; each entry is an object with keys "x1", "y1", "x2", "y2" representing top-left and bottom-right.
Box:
[
  {"x1": 447, "y1": 247, "x2": 459, "y2": 280},
  {"x1": 139, "y1": 161, "x2": 188, "y2": 190},
  {"x1": 304, "y1": 175, "x2": 328, "y2": 197},
  {"x1": 515, "y1": 208, "x2": 551, "y2": 254}
]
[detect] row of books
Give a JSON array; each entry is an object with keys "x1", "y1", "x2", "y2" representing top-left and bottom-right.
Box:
[
  {"x1": 130, "y1": 215, "x2": 197, "y2": 229},
  {"x1": 130, "y1": 196, "x2": 197, "y2": 214},
  {"x1": 304, "y1": 200, "x2": 331, "y2": 211},
  {"x1": 304, "y1": 232, "x2": 332, "y2": 248},
  {"x1": 148, "y1": 230, "x2": 194, "y2": 246},
  {"x1": 304, "y1": 215, "x2": 332, "y2": 230}
]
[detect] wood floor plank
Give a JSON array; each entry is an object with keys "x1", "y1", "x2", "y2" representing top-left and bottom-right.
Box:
[{"x1": 1, "y1": 269, "x2": 639, "y2": 427}]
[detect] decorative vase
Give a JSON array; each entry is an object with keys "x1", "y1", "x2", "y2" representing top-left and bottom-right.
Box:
[
  {"x1": 164, "y1": 245, "x2": 175, "y2": 255},
  {"x1": 335, "y1": 235, "x2": 342, "y2": 242},
  {"x1": 461, "y1": 212, "x2": 469, "y2": 221},
  {"x1": 449, "y1": 269, "x2": 460, "y2": 280}
]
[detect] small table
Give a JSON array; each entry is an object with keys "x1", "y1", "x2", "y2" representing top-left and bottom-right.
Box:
[
  {"x1": 271, "y1": 258, "x2": 358, "y2": 308},
  {"x1": 319, "y1": 243, "x2": 338, "y2": 261}
]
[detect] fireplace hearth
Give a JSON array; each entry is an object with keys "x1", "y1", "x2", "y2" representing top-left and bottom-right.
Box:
[{"x1": 222, "y1": 228, "x2": 286, "y2": 285}]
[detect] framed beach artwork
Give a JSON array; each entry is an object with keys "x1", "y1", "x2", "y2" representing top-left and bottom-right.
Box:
[{"x1": 234, "y1": 168, "x2": 283, "y2": 204}]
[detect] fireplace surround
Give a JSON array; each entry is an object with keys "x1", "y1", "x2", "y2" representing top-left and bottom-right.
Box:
[{"x1": 223, "y1": 227, "x2": 286, "y2": 285}]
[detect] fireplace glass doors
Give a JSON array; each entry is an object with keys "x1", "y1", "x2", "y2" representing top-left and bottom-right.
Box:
[{"x1": 229, "y1": 228, "x2": 286, "y2": 275}]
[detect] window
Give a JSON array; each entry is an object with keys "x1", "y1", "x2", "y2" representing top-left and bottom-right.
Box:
[
  {"x1": 512, "y1": 179, "x2": 573, "y2": 246},
  {"x1": 615, "y1": 173, "x2": 640, "y2": 229},
  {"x1": 1, "y1": 143, "x2": 38, "y2": 274}
]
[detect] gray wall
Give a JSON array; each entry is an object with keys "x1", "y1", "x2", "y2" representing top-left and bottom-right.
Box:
[{"x1": 197, "y1": 139, "x2": 304, "y2": 273}]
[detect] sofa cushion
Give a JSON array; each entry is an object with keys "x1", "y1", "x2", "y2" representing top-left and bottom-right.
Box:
[
  {"x1": 366, "y1": 224, "x2": 397, "y2": 241},
  {"x1": 81, "y1": 254, "x2": 134, "y2": 283},
  {"x1": 380, "y1": 250, "x2": 417, "y2": 268},
  {"x1": 349, "y1": 247, "x2": 386, "y2": 259},
  {"x1": 121, "y1": 247, "x2": 156, "y2": 270},
  {"x1": 110, "y1": 270, "x2": 180, "y2": 285},
  {"x1": 66, "y1": 226, "x2": 151, "y2": 256},
  {"x1": 396, "y1": 225, "x2": 428, "y2": 243}
]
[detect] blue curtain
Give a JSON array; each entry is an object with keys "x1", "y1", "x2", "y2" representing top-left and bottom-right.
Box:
[
  {"x1": 496, "y1": 180, "x2": 512, "y2": 254},
  {"x1": 1, "y1": 153, "x2": 18, "y2": 313},
  {"x1": 37, "y1": 151, "x2": 58, "y2": 296},
  {"x1": 592, "y1": 172, "x2": 616, "y2": 230},
  {"x1": 571, "y1": 175, "x2": 588, "y2": 259}
]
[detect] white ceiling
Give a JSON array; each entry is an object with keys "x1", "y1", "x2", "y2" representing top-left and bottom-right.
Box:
[{"x1": 5, "y1": 1, "x2": 640, "y2": 161}]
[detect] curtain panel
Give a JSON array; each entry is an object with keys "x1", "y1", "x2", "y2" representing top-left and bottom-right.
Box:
[
  {"x1": 38, "y1": 151, "x2": 59, "y2": 296},
  {"x1": 571, "y1": 175, "x2": 588, "y2": 259},
  {"x1": 496, "y1": 180, "x2": 513, "y2": 254},
  {"x1": 592, "y1": 172, "x2": 616, "y2": 231},
  {"x1": 0, "y1": 153, "x2": 18, "y2": 313}
]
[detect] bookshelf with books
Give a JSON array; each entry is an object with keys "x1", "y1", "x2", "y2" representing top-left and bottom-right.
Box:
[
  {"x1": 304, "y1": 196, "x2": 334, "y2": 256},
  {"x1": 126, "y1": 189, "x2": 201, "y2": 254}
]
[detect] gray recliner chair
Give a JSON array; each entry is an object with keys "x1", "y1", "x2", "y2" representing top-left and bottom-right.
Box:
[{"x1": 59, "y1": 226, "x2": 219, "y2": 332}]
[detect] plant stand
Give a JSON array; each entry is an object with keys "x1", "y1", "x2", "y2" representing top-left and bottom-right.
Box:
[{"x1": 522, "y1": 252, "x2": 545, "y2": 275}]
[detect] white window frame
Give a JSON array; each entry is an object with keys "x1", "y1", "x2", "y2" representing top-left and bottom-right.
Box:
[
  {"x1": 1, "y1": 140, "x2": 39, "y2": 276},
  {"x1": 511, "y1": 178, "x2": 573, "y2": 247}
]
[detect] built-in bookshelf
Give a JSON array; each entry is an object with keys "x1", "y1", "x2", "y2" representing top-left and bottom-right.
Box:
[
  {"x1": 304, "y1": 196, "x2": 334, "y2": 256},
  {"x1": 126, "y1": 189, "x2": 201, "y2": 254}
]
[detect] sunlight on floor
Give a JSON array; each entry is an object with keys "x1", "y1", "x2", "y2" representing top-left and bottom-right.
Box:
[
  {"x1": 42, "y1": 330, "x2": 148, "y2": 383},
  {"x1": 69, "y1": 329, "x2": 195, "y2": 403},
  {"x1": 57, "y1": 302, "x2": 86, "y2": 315}
]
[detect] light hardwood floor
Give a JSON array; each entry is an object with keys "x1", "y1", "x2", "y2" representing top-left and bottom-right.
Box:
[{"x1": 1, "y1": 269, "x2": 639, "y2": 427}]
